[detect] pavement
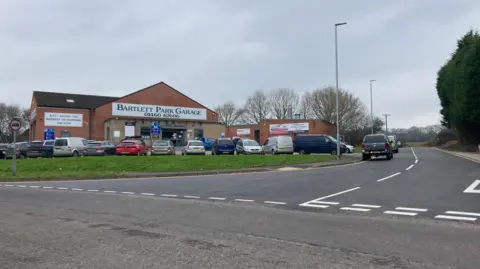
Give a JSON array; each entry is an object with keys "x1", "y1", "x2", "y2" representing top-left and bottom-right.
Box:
[{"x1": 1, "y1": 147, "x2": 480, "y2": 268}]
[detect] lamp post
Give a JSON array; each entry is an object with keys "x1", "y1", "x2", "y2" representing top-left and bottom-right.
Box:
[
  {"x1": 370, "y1": 79, "x2": 376, "y2": 134},
  {"x1": 335, "y1": 22, "x2": 347, "y2": 158},
  {"x1": 383, "y1": 113, "x2": 391, "y2": 135}
]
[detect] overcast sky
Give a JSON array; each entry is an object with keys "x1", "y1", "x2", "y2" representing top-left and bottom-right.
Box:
[{"x1": 1, "y1": 0, "x2": 479, "y2": 128}]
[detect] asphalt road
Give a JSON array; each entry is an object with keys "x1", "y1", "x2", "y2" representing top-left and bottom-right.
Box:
[{"x1": 1, "y1": 187, "x2": 479, "y2": 268}]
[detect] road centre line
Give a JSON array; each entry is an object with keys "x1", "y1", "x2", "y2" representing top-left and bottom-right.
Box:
[
  {"x1": 411, "y1": 147, "x2": 418, "y2": 160},
  {"x1": 405, "y1": 165, "x2": 414, "y2": 171},
  {"x1": 445, "y1": 211, "x2": 480, "y2": 217},
  {"x1": 29, "y1": 186, "x2": 40, "y2": 188},
  {"x1": 121, "y1": 191, "x2": 135, "y2": 195},
  {"x1": 299, "y1": 203, "x2": 329, "y2": 208},
  {"x1": 161, "y1": 194, "x2": 177, "y2": 197},
  {"x1": 340, "y1": 207, "x2": 370, "y2": 212},
  {"x1": 352, "y1": 204, "x2": 381, "y2": 208},
  {"x1": 377, "y1": 172, "x2": 401, "y2": 182},
  {"x1": 42, "y1": 186, "x2": 53, "y2": 189},
  {"x1": 5, "y1": 184, "x2": 14, "y2": 187},
  {"x1": 71, "y1": 188, "x2": 83, "y2": 191},
  {"x1": 57, "y1": 187, "x2": 68, "y2": 190},
  {"x1": 103, "y1": 190, "x2": 117, "y2": 193},
  {"x1": 209, "y1": 197, "x2": 226, "y2": 200},
  {"x1": 184, "y1": 195, "x2": 200, "y2": 199},
  {"x1": 435, "y1": 215, "x2": 477, "y2": 221},
  {"x1": 414, "y1": 159, "x2": 418, "y2": 164},
  {"x1": 300, "y1": 187, "x2": 361, "y2": 204},
  {"x1": 141, "y1": 193, "x2": 155, "y2": 196},
  {"x1": 234, "y1": 199, "x2": 254, "y2": 202},
  {"x1": 384, "y1": 211, "x2": 417, "y2": 216},
  {"x1": 311, "y1": 201, "x2": 339, "y2": 205},
  {"x1": 264, "y1": 201, "x2": 287, "y2": 205},
  {"x1": 395, "y1": 207, "x2": 428, "y2": 212},
  {"x1": 17, "y1": 185, "x2": 26, "y2": 188},
  {"x1": 87, "y1": 189, "x2": 99, "y2": 192}
]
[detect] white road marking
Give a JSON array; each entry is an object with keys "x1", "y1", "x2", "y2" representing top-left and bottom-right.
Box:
[
  {"x1": 161, "y1": 194, "x2": 177, "y2": 197},
  {"x1": 234, "y1": 199, "x2": 254, "y2": 202},
  {"x1": 299, "y1": 204, "x2": 329, "y2": 208},
  {"x1": 395, "y1": 207, "x2": 428, "y2": 212},
  {"x1": 445, "y1": 211, "x2": 480, "y2": 217},
  {"x1": 405, "y1": 165, "x2": 414, "y2": 171},
  {"x1": 57, "y1": 187, "x2": 68, "y2": 190},
  {"x1": 184, "y1": 195, "x2": 200, "y2": 199},
  {"x1": 352, "y1": 204, "x2": 381, "y2": 208},
  {"x1": 463, "y1": 180, "x2": 480, "y2": 194},
  {"x1": 300, "y1": 187, "x2": 361, "y2": 205},
  {"x1": 209, "y1": 197, "x2": 226, "y2": 200},
  {"x1": 435, "y1": 215, "x2": 477, "y2": 221},
  {"x1": 141, "y1": 193, "x2": 155, "y2": 196},
  {"x1": 103, "y1": 190, "x2": 117, "y2": 193},
  {"x1": 311, "y1": 201, "x2": 339, "y2": 205},
  {"x1": 264, "y1": 201, "x2": 287, "y2": 205},
  {"x1": 87, "y1": 189, "x2": 99, "y2": 192},
  {"x1": 384, "y1": 210, "x2": 418, "y2": 216},
  {"x1": 71, "y1": 188, "x2": 83, "y2": 191},
  {"x1": 414, "y1": 159, "x2": 418, "y2": 164},
  {"x1": 29, "y1": 186, "x2": 40, "y2": 188},
  {"x1": 17, "y1": 185, "x2": 26, "y2": 188},
  {"x1": 121, "y1": 191, "x2": 135, "y2": 195},
  {"x1": 5, "y1": 185, "x2": 14, "y2": 187},
  {"x1": 377, "y1": 172, "x2": 401, "y2": 182},
  {"x1": 42, "y1": 186, "x2": 53, "y2": 189},
  {"x1": 411, "y1": 147, "x2": 418, "y2": 160},
  {"x1": 340, "y1": 207, "x2": 370, "y2": 212}
]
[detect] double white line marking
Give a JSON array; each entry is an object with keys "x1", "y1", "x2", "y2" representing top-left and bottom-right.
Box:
[
  {"x1": 384, "y1": 207, "x2": 427, "y2": 216},
  {"x1": 435, "y1": 211, "x2": 480, "y2": 222}
]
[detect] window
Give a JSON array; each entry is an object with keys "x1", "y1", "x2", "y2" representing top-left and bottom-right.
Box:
[
  {"x1": 188, "y1": 141, "x2": 203, "y2": 146},
  {"x1": 364, "y1": 135, "x2": 386, "y2": 143},
  {"x1": 194, "y1": 128, "x2": 204, "y2": 140},
  {"x1": 54, "y1": 139, "x2": 67, "y2": 146},
  {"x1": 217, "y1": 139, "x2": 233, "y2": 146},
  {"x1": 44, "y1": 141, "x2": 54, "y2": 146},
  {"x1": 140, "y1": 127, "x2": 151, "y2": 138},
  {"x1": 154, "y1": 141, "x2": 169, "y2": 146},
  {"x1": 60, "y1": 131, "x2": 71, "y2": 137},
  {"x1": 243, "y1": 140, "x2": 259, "y2": 146}
]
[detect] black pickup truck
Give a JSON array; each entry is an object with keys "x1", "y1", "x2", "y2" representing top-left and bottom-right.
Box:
[{"x1": 361, "y1": 134, "x2": 393, "y2": 161}]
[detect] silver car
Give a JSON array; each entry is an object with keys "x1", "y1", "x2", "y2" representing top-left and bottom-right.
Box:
[
  {"x1": 182, "y1": 140, "x2": 206, "y2": 155},
  {"x1": 53, "y1": 137, "x2": 88, "y2": 157},
  {"x1": 262, "y1": 136, "x2": 294, "y2": 155},
  {"x1": 151, "y1": 140, "x2": 175, "y2": 155}
]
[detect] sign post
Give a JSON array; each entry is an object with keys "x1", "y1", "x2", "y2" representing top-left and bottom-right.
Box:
[{"x1": 9, "y1": 118, "x2": 22, "y2": 176}]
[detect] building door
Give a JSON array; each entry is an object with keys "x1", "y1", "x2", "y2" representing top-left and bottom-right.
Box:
[{"x1": 254, "y1": 130, "x2": 260, "y2": 143}]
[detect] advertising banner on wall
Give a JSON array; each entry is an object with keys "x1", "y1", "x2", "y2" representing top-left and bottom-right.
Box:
[
  {"x1": 112, "y1": 102, "x2": 207, "y2": 120},
  {"x1": 44, "y1": 112, "x2": 83, "y2": 127},
  {"x1": 269, "y1": 123, "x2": 309, "y2": 134},
  {"x1": 236, "y1": 128, "x2": 251, "y2": 136}
]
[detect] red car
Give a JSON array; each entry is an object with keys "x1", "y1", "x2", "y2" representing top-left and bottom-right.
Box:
[{"x1": 116, "y1": 140, "x2": 148, "y2": 156}]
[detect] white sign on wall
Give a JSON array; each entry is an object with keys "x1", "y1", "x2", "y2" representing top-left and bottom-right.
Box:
[
  {"x1": 112, "y1": 102, "x2": 207, "y2": 120},
  {"x1": 44, "y1": 112, "x2": 83, "y2": 127},
  {"x1": 269, "y1": 123, "x2": 309, "y2": 134},
  {"x1": 237, "y1": 128, "x2": 251, "y2": 136}
]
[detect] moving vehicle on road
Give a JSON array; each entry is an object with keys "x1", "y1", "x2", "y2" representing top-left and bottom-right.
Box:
[
  {"x1": 5, "y1": 142, "x2": 29, "y2": 159},
  {"x1": 294, "y1": 134, "x2": 346, "y2": 155},
  {"x1": 151, "y1": 140, "x2": 175, "y2": 155},
  {"x1": 53, "y1": 137, "x2": 88, "y2": 157},
  {"x1": 213, "y1": 138, "x2": 235, "y2": 155},
  {"x1": 262, "y1": 135, "x2": 294, "y2": 154},
  {"x1": 84, "y1": 141, "x2": 116, "y2": 156},
  {"x1": 116, "y1": 140, "x2": 148, "y2": 156},
  {"x1": 182, "y1": 140, "x2": 206, "y2": 155},
  {"x1": 387, "y1": 135, "x2": 399, "y2": 153},
  {"x1": 234, "y1": 139, "x2": 264, "y2": 155},
  {"x1": 361, "y1": 134, "x2": 393, "y2": 161}
]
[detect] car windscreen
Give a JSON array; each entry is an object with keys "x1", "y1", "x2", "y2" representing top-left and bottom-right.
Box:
[
  {"x1": 29, "y1": 141, "x2": 44, "y2": 146},
  {"x1": 217, "y1": 139, "x2": 233, "y2": 145},
  {"x1": 189, "y1": 141, "x2": 203, "y2": 146},
  {"x1": 44, "y1": 141, "x2": 54, "y2": 146},
  {"x1": 87, "y1": 142, "x2": 101, "y2": 147},
  {"x1": 154, "y1": 141, "x2": 169, "y2": 146},
  {"x1": 119, "y1": 142, "x2": 135, "y2": 146},
  {"x1": 364, "y1": 135, "x2": 385, "y2": 143},
  {"x1": 326, "y1": 136, "x2": 338, "y2": 143},
  {"x1": 243, "y1": 140, "x2": 259, "y2": 146}
]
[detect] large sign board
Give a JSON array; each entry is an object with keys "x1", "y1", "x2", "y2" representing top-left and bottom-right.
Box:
[
  {"x1": 112, "y1": 102, "x2": 207, "y2": 120},
  {"x1": 44, "y1": 112, "x2": 83, "y2": 127},
  {"x1": 236, "y1": 128, "x2": 251, "y2": 136},
  {"x1": 269, "y1": 123, "x2": 309, "y2": 134}
]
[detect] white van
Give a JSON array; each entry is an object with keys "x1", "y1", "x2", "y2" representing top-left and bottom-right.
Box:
[
  {"x1": 262, "y1": 135, "x2": 294, "y2": 154},
  {"x1": 53, "y1": 137, "x2": 88, "y2": 157}
]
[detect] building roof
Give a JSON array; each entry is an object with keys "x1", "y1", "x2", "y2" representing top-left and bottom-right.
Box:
[{"x1": 33, "y1": 91, "x2": 118, "y2": 109}]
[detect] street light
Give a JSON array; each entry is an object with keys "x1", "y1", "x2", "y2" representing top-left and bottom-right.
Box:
[
  {"x1": 382, "y1": 113, "x2": 391, "y2": 135},
  {"x1": 335, "y1": 22, "x2": 347, "y2": 158},
  {"x1": 370, "y1": 79, "x2": 376, "y2": 134}
]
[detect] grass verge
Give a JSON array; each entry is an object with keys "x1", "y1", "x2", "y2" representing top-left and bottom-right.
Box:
[{"x1": 0, "y1": 154, "x2": 338, "y2": 180}]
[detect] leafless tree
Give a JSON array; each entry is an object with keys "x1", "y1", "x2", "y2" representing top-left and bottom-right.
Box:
[
  {"x1": 269, "y1": 88, "x2": 299, "y2": 119},
  {"x1": 0, "y1": 103, "x2": 29, "y2": 143},
  {"x1": 298, "y1": 92, "x2": 313, "y2": 119},
  {"x1": 214, "y1": 101, "x2": 245, "y2": 126},
  {"x1": 242, "y1": 90, "x2": 270, "y2": 123}
]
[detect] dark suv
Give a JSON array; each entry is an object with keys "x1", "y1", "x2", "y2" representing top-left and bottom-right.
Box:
[
  {"x1": 213, "y1": 138, "x2": 235, "y2": 155},
  {"x1": 361, "y1": 134, "x2": 393, "y2": 161}
]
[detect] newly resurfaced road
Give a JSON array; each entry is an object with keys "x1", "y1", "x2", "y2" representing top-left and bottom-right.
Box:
[{"x1": 2, "y1": 147, "x2": 480, "y2": 268}]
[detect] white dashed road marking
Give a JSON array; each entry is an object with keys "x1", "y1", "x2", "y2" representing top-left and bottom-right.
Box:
[
  {"x1": 411, "y1": 147, "x2": 418, "y2": 160},
  {"x1": 377, "y1": 172, "x2": 401, "y2": 182},
  {"x1": 264, "y1": 201, "x2": 287, "y2": 205},
  {"x1": 5, "y1": 184, "x2": 14, "y2": 187},
  {"x1": 444, "y1": 211, "x2": 480, "y2": 217},
  {"x1": 17, "y1": 185, "x2": 26, "y2": 188},
  {"x1": 352, "y1": 204, "x2": 381, "y2": 208},
  {"x1": 310, "y1": 201, "x2": 339, "y2": 205},
  {"x1": 405, "y1": 165, "x2": 414, "y2": 171},
  {"x1": 235, "y1": 199, "x2": 254, "y2": 202},
  {"x1": 71, "y1": 188, "x2": 83, "y2": 191},
  {"x1": 184, "y1": 195, "x2": 200, "y2": 199},
  {"x1": 121, "y1": 192, "x2": 135, "y2": 195},
  {"x1": 340, "y1": 207, "x2": 370, "y2": 212},
  {"x1": 161, "y1": 194, "x2": 177, "y2": 197},
  {"x1": 57, "y1": 187, "x2": 68, "y2": 190},
  {"x1": 141, "y1": 193, "x2": 155, "y2": 196},
  {"x1": 29, "y1": 186, "x2": 40, "y2": 188},
  {"x1": 301, "y1": 204, "x2": 329, "y2": 208},
  {"x1": 87, "y1": 189, "x2": 99, "y2": 192},
  {"x1": 103, "y1": 190, "x2": 117, "y2": 193},
  {"x1": 209, "y1": 197, "x2": 226, "y2": 200},
  {"x1": 435, "y1": 215, "x2": 477, "y2": 221},
  {"x1": 395, "y1": 207, "x2": 428, "y2": 212},
  {"x1": 384, "y1": 211, "x2": 418, "y2": 216},
  {"x1": 42, "y1": 186, "x2": 53, "y2": 189}
]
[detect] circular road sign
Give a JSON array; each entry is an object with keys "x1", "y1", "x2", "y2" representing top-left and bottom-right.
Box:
[{"x1": 9, "y1": 119, "x2": 21, "y2": 131}]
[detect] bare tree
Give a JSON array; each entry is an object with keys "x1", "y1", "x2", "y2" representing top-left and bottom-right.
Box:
[
  {"x1": 269, "y1": 88, "x2": 299, "y2": 119},
  {"x1": 299, "y1": 92, "x2": 312, "y2": 119},
  {"x1": 0, "y1": 103, "x2": 28, "y2": 143},
  {"x1": 307, "y1": 86, "x2": 369, "y2": 133},
  {"x1": 214, "y1": 101, "x2": 244, "y2": 126},
  {"x1": 242, "y1": 90, "x2": 270, "y2": 123}
]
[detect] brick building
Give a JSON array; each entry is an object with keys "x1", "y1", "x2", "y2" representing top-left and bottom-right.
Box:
[
  {"x1": 29, "y1": 81, "x2": 225, "y2": 146},
  {"x1": 226, "y1": 119, "x2": 336, "y2": 144}
]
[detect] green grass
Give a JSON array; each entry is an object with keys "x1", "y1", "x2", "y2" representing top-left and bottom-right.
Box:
[{"x1": 0, "y1": 154, "x2": 337, "y2": 180}]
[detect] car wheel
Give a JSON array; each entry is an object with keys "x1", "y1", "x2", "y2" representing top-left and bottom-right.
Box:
[
  {"x1": 386, "y1": 153, "x2": 392, "y2": 160},
  {"x1": 330, "y1": 149, "x2": 337, "y2": 155},
  {"x1": 73, "y1": 151, "x2": 79, "y2": 157},
  {"x1": 362, "y1": 154, "x2": 368, "y2": 161},
  {"x1": 299, "y1": 149, "x2": 305, "y2": 155},
  {"x1": 234, "y1": 150, "x2": 237, "y2": 155}
]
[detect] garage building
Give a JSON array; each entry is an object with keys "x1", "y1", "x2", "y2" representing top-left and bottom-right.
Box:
[{"x1": 29, "y1": 81, "x2": 225, "y2": 146}]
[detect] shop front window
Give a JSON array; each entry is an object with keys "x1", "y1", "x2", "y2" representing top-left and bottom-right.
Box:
[
  {"x1": 194, "y1": 129, "x2": 204, "y2": 140},
  {"x1": 140, "y1": 127, "x2": 151, "y2": 139}
]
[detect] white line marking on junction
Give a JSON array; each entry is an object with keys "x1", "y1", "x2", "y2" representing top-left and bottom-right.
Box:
[
  {"x1": 377, "y1": 172, "x2": 401, "y2": 182},
  {"x1": 71, "y1": 188, "x2": 83, "y2": 191},
  {"x1": 57, "y1": 187, "x2": 68, "y2": 190},
  {"x1": 352, "y1": 204, "x2": 381, "y2": 208},
  {"x1": 435, "y1": 215, "x2": 477, "y2": 221},
  {"x1": 121, "y1": 192, "x2": 134, "y2": 195},
  {"x1": 463, "y1": 180, "x2": 480, "y2": 194},
  {"x1": 29, "y1": 186, "x2": 40, "y2": 188},
  {"x1": 141, "y1": 193, "x2": 155, "y2": 196},
  {"x1": 161, "y1": 194, "x2": 177, "y2": 197},
  {"x1": 209, "y1": 197, "x2": 226, "y2": 200},
  {"x1": 184, "y1": 195, "x2": 200, "y2": 199},
  {"x1": 411, "y1": 147, "x2": 418, "y2": 160},
  {"x1": 305, "y1": 187, "x2": 361, "y2": 203},
  {"x1": 414, "y1": 159, "x2": 418, "y2": 164},
  {"x1": 405, "y1": 165, "x2": 414, "y2": 171},
  {"x1": 300, "y1": 204, "x2": 329, "y2": 208},
  {"x1": 340, "y1": 207, "x2": 370, "y2": 212},
  {"x1": 395, "y1": 207, "x2": 428, "y2": 212},
  {"x1": 17, "y1": 185, "x2": 26, "y2": 188},
  {"x1": 5, "y1": 185, "x2": 14, "y2": 187},
  {"x1": 264, "y1": 201, "x2": 287, "y2": 205},
  {"x1": 87, "y1": 189, "x2": 99, "y2": 192},
  {"x1": 384, "y1": 211, "x2": 418, "y2": 216},
  {"x1": 311, "y1": 201, "x2": 339, "y2": 205},
  {"x1": 234, "y1": 199, "x2": 254, "y2": 202},
  {"x1": 103, "y1": 190, "x2": 117, "y2": 193},
  {"x1": 42, "y1": 186, "x2": 53, "y2": 189},
  {"x1": 445, "y1": 211, "x2": 480, "y2": 217}
]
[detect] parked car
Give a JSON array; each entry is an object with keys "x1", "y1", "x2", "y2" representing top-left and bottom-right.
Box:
[
  {"x1": 121, "y1": 136, "x2": 145, "y2": 143},
  {"x1": 182, "y1": 140, "x2": 206, "y2": 155},
  {"x1": 84, "y1": 141, "x2": 116, "y2": 156},
  {"x1": 27, "y1": 140, "x2": 48, "y2": 158},
  {"x1": 0, "y1": 143, "x2": 8, "y2": 159},
  {"x1": 294, "y1": 134, "x2": 346, "y2": 155},
  {"x1": 387, "y1": 135, "x2": 399, "y2": 153},
  {"x1": 235, "y1": 139, "x2": 263, "y2": 155},
  {"x1": 5, "y1": 142, "x2": 29, "y2": 159},
  {"x1": 116, "y1": 140, "x2": 148, "y2": 156},
  {"x1": 201, "y1": 137, "x2": 215, "y2": 151},
  {"x1": 41, "y1": 140, "x2": 55, "y2": 158},
  {"x1": 361, "y1": 134, "x2": 393, "y2": 161},
  {"x1": 151, "y1": 140, "x2": 175, "y2": 155},
  {"x1": 213, "y1": 138, "x2": 235, "y2": 155},
  {"x1": 342, "y1": 143, "x2": 355, "y2": 153},
  {"x1": 53, "y1": 137, "x2": 88, "y2": 157},
  {"x1": 262, "y1": 135, "x2": 294, "y2": 155}
]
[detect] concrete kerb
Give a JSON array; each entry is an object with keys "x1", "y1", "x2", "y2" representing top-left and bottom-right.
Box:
[
  {"x1": 1, "y1": 157, "x2": 362, "y2": 182},
  {"x1": 435, "y1": 147, "x2": 480, "y2": 164}
]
